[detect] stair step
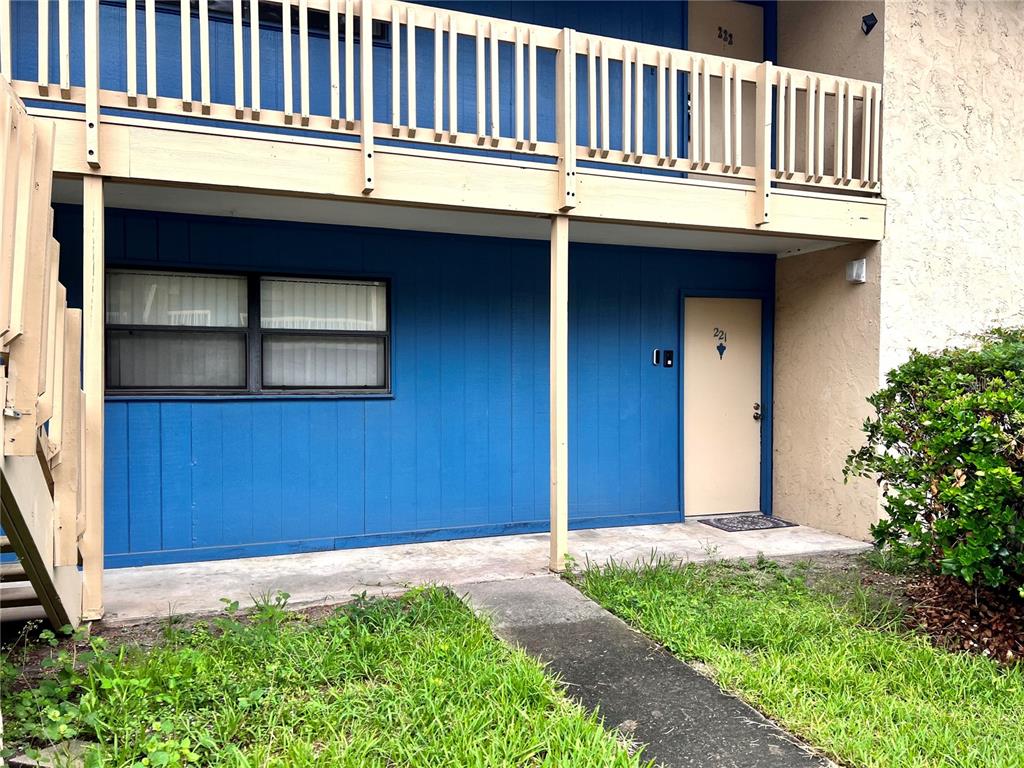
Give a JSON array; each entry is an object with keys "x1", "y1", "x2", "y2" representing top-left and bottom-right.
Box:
[
  {"x1": 0, "y1": 563, "x2": 28, "y2": 582},
  {"x1": 0, "y1": 585, "x2": 40, "y2": 608},
  {"x1": 0, "y1": 535, "x2": 13, "y2": 554}
]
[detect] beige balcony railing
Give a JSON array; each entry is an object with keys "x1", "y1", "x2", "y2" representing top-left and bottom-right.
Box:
[{"x1": 0, "y1": 0, "x2": 882, "y2": 220}]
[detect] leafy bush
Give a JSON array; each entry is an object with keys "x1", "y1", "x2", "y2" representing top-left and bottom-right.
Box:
[{"x1": 845, "y1": 329, "x2": 1024, "y2": 594}]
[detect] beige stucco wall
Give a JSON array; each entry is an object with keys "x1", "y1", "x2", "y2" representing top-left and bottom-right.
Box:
[
  {"x1": 771, "y1": 2, "x2": 885, "y2": 539},
  {"x1": 774, "y1": 243, "x2": 882, "y2": 539},
  {"x1": 777, "y1": 2, "x2": 883, "y2": 178},
  {"x1": 778, "y1": 1, "x2": 884, "y2": 81},
  {"x1": 773, "y1": 0, "x2": 1024, "y2": 541},
  {"x1": 879, "y1": 0, "x2": 1024, "y2": 375}
]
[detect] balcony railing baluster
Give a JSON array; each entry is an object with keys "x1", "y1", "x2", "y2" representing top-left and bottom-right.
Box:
[{"x1": 1, "y1": 0, "x2": 884, "y2": 202}]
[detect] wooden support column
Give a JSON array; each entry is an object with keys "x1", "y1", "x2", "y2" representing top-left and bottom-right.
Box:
[
  {"x1": 84, "y1": 0, "x2": 100, "y2": 167},
  {"x1": 360, "y1": 0, "x2": 375, "y2": 193},
  {"x1": 753, "y1": 60, "x2": 772, "y2": 227},
  {"x1": 81, "y1": 175, "x2": 104, "y2": 620},
  {"x1": 556, "y1": 28, "x2": 576, "y2": 211},
  {"x1": 548, "y1": 215, "x2": 569, "y2": 572}
]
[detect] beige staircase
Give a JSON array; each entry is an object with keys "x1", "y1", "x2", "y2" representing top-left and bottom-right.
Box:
[{"x1": 0, "y1": 77, "x2": 98, "y2": 628}]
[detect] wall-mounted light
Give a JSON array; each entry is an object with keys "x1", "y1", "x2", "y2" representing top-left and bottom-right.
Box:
[
  {"x1": 861, "y1": 12, "x2": 878, "y2": 36},
  {"x1": 846, "y1": 258, "x2": 867, "y2": 284}
]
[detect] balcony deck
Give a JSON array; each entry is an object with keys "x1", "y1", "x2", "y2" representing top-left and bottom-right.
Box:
[{"x1": 2, "y1": 0, "x2": 885, "y2": 245}]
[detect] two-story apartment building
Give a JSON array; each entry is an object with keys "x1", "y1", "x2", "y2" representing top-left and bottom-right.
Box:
[{"x1": 1, "y1": 0, "x2": 1020, "y2": 622}]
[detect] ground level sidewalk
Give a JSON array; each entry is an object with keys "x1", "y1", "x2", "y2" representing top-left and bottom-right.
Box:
[
  {"x1": 100, "y1": 520, "x2": 867, "y2": 622},
  {"x1": 464, "y1": 575, "x2": 834, "y2": 768}
]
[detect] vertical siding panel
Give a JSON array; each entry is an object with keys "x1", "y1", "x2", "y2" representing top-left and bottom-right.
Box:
[
  {"x1": 190, "y1": 404, "x2": 224, "y2": 547},
  {"x1": 659, "y1": 255, "x2": 682, "y2": 514},
  {"x1": 124, "y1": 214, "x2": 159, "y2": 264},
  {"x1": 463, "y1": 251, "x2": 489, "y2": 526},
  {"x1": 440, "y1": 254, "x2": 467, "y2": 527},
  {"x1": 363, "y1": 403, "x2": 392, "y2": 534},
  {"x1": 336, "y1": 404, "x2": 366, "y2": 537},
  {"x1": 571, "y1": 252, "x2": 600, "y2": 518},
  {"x1": 280, "y1": 401, "x2": 312, "y2": 540},
  {"x1": 221, "y1": 402, "x2": 255, "y2": 545},
  {"x1": 390, "y1": 265, "x2": 418, "y2": 532},
  {"x1": 510, "y1": 242, "x2": 538, "y2": 522},
  {"x1": 618, "y1": 259, "x2": 643, "y2": 514},
  {"x1": 251, "y1": 401, "x2": 284, "y2": 543},
  {"x1": 414, "y1": 252, "x2": 442, "y2": 530},
  {"x1": 308, "y1": 401, "x2": 339, "y2": 539},
  {"x1": 127, "y1": 403, "x2": 163, "y2": 553},
  {"x1": 596, "y1": 252, "x2": 621, "y2": 517},
  {"x1": 104, "y1": 403, "x2": 131, "y2": 555},
  {"x1": 159, "y1": 402, "x2": 193, "y2": 551},
  {"x1": 534, "y1": 240, "x2": 550, "y2": 524},
  {"x1": 639, "y1": 252, "x2": 661, "y2": 516},
  {"x1": 568, "y1": 245, "x2": 581, "y2": 515},
  {"x1": 487, "y1": 246, "x2": 512, "y2": 524}
]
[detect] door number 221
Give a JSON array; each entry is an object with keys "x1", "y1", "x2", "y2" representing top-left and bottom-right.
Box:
[{"x1": 713, "y1": 327, "x2": 728, "y2": 360}]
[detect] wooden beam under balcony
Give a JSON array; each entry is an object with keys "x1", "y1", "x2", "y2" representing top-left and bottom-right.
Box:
[{"x1": 41, "y1": 114, "x2": 885, "y2": 243}]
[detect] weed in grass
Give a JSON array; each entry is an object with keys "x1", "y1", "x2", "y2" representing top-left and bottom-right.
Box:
[
  {"x1": 2, "y1": 587, "x2": 649, "y2": 768},
  {"x1": 861, "y1": 544, "x2": 918, "y2": 576},
  {"x1": 575, "y1": 557, "x2": 1024, "y2": 768}
]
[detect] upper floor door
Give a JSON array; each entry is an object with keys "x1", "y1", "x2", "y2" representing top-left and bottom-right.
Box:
[
  {"x1": 687, "y1": 1, "x2": 765, "y2": 62},
  {"x1": 686, "y1": 1, "x2": 765, "y2": 174}
]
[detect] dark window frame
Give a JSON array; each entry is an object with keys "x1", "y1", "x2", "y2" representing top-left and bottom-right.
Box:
[{"x1": 105, "y1": 266, "x2": 392, "y2": 397}]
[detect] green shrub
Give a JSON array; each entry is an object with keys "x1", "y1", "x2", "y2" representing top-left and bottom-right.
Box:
[{"x1": 845, "y1": 329, "x2": 1024, "y2": 594}]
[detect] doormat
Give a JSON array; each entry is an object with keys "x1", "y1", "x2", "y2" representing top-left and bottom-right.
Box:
[{"x1": 698, "y1": 515, "x2": 796, "y2": 532}]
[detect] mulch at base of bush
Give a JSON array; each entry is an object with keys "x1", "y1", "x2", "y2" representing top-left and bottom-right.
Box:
[{"x1": 904, "y1": 575, "x2": 1024, "y2": 665}]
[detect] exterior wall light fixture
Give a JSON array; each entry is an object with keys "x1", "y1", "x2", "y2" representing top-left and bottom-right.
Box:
[
  {"x1": 861, "y1": 12, "x2": 878, "y2": 35},
  {"x1": 846, "y1": 258, "x2": 868, "y2": 284}
]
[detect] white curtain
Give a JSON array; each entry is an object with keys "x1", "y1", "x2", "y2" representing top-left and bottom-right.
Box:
[
  {"x1": 107, "y1": 331, "x2": 246, "y2": 388},
  {"x1": 106, "y1": 270, "x2": 247, "y2": 327},
  {"x1": 263, "y1": 336, "x2": 385, "y2": 388},
  {"x1": 260, "y1": 278, "x2": 386, "y2": 331}
]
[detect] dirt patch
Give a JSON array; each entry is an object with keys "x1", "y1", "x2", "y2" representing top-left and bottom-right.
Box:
[
  {"x1": 903, "y1": 575, "x2": 1024, "y2": 664},
  {"x1": 2, "y1": 601, "x2": 347, "y2": 690}
]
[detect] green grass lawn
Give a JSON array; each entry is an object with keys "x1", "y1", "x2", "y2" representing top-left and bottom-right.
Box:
[
  {"x1": 2, "y1": 588, "x2": 648, "y2": 767},
  {"x1": 574, "y1": 557, "x2": 1024, "y2": 768}
]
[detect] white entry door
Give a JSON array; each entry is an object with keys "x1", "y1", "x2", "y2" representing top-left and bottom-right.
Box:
[{"x1": 683, "y1": 297, "x2": 762, "y2": 515}]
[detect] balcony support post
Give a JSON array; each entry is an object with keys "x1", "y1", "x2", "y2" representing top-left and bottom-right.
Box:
[
  {"x1": 548, "y1": 214, "x2": 569, "y2": 572},
  {"x1": 556, "y1": 28, "x2": 576, "y2": 211},
  {"x1": 361, "y1": 0, "x2": 375, "y2": 194},
  {"x1": 81, "y1": 175, "x2": 104, "y2": 620},
  {"x1": 85, "y1": 0, "x2": 100, "y2": 168},
  {"x1": 753, "y1": 60, "x2": 772, "y2": 226}
]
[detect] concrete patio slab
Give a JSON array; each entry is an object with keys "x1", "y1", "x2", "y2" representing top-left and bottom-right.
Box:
[
  {"x1": 92, "y1": 519, "x2": 868, "y2": 623},
  {"x1": 463, "y1": 575, "x2": 834, "y2": 768}
]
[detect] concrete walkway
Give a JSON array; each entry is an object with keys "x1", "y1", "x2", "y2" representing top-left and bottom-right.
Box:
[
  {"x1": 99, "y1": 520, "x2": 867, "y2": 623},
  {"x1": 464, "y1": 575, "x2": 833, "y2": 768}
]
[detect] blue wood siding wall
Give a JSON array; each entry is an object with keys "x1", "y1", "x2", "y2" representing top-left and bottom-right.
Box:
[
  {"x1": 52, "y1": 206, "x2": 773, "y2": 566},
  {"x1": 12, "y1": 2, "x2": 686, "y2": 158}
]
